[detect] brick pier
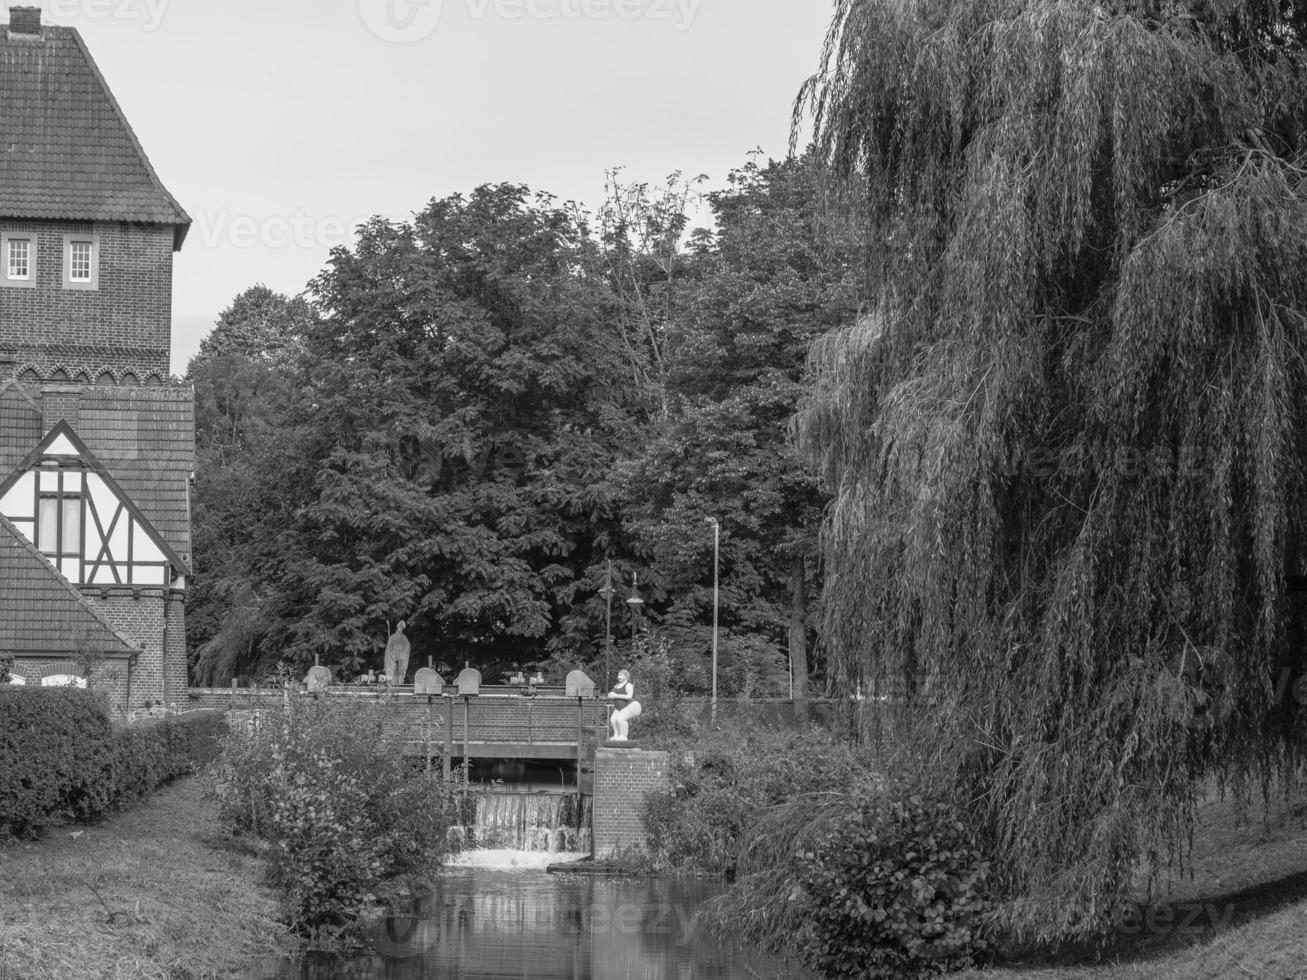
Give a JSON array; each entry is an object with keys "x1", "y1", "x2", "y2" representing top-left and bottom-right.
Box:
[{"x1": 591, "y1": 746, "x2": 669, "y2": 859}]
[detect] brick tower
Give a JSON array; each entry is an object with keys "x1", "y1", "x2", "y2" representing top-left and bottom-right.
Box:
[{"x1": 0, "y1": 7, "x2": 193, "y2": 715}]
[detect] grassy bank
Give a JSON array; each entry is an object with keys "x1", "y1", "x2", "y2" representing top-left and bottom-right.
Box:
[
  {"x1": 0, "y1": 771, "x2": 294, "y2": 980},
  {"x1": 960, "y1": 782, "x2": 1307, "y2": 979}
]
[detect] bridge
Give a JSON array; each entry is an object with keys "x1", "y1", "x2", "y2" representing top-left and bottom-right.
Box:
[{"x1": 186, "y1": 682, "x2": 836, "y2": 774}]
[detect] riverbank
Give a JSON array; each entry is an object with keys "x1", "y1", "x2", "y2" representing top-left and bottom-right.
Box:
[
  {"x1": 0, "y1": 770, "x2": 295, "y2": 980},
  {"x1": 961, "y1": 779, "x2": 1307, "y2": 978}
]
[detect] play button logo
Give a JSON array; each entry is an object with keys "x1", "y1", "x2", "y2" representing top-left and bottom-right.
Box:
[{"x1": 358, "y1": 0, "x2": 444, "y2": 43}]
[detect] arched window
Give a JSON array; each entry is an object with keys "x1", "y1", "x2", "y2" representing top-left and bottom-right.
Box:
[
  {"x1": 95, "y1": 370, "x2": 114, "y2": 385},
  {"x1": 120, "y1": 372, "x2": 139, "y2": 386}
]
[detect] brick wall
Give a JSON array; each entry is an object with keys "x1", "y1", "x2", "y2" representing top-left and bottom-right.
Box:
[
  {"x1": 592, "y1": 747, "x2": 669, "y2": 859},
  {"x1": 164, "y1": 591, "x2": 187, "y2": 702},
  {"x1": 0, "y1": 219, "x2": 174, "y2": 378},
  {"x1": 86, "y1": 591, "x2": 166, "y2": 712}
]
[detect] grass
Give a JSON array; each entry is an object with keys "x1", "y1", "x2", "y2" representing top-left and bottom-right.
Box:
[
  {"x1": 0, "y1": 770, "x2": 295, "y2": 980},
  {"x1": 960, "y1": 779, "x2": 1307, "y2": 979}
]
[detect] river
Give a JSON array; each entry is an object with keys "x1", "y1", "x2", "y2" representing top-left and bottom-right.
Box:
[{"x1": 251, "y1": 867, "x2": 804, "y2": 979}]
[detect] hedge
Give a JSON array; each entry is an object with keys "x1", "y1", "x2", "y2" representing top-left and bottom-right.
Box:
[{"x1": 0, "y1": 688, "x2": 226, "y2": 839}]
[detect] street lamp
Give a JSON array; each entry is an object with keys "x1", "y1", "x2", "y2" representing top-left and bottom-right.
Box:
[
  {"x1": 707, "y1": 518, "x2": 719, "y2": 718},
  {"x1": 626, "y1": 572, "x2": 645, "y2": 643},
  {"x1": 598, "y1": 560, "x2": 615, "y2": 689}
]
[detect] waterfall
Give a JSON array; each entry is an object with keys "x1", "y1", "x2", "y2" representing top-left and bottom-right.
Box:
[{"x1": 447, "y1": 791, "x2": 591, "y2": 868}]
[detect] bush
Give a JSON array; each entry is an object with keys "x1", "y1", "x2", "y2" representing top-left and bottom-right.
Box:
[
  {"x1": 643, "y1": 722, "x2": 866, "y2": 876},
  {"x1": 113, "y1": 712, "x2": 227, "y2": 808},
  {"x1": 0, "y1": 688, "x2": 114, "y2": 837},
  {"x1": 0, "y1": 688, "x2": 227, "y2": 839},
  {"x1": 218, "y1": 697, "x2": 463, "y2": 934},
  {"x1": 791, "y1": 796, "x2": 993, "y2": 978}
]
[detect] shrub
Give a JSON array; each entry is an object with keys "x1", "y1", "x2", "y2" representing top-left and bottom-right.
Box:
[
  {"x1": 0, "y1": 688, "x2": 114, "y2": 837},
  {"x1": 218, "y1": 697, "x2": 462, "y2": 934},
  {"x1": 113, "y1": 712, "x2": 227, "y2": 808},
  {"x1": 0, "y1": 688, "x2": 226, "y2": 839},
  {"x1": 791, "y1": 795, "x2": 993, "y2": 978},
  {"x1": 643, "y1": 722, "x2": 866, "y2": 876}
]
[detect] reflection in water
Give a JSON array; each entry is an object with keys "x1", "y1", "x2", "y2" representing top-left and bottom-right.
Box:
[{"x1": 253, "y1": 869, "x2": 803, "y2": 979}]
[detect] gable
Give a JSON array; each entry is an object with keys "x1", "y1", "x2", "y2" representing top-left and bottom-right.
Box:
[
  {"x1": 0, "y1": 383, "x2": 194, "y2": 559},
  {"x1": 0, "y1": 420, "x2": 190, "y2": 586}
]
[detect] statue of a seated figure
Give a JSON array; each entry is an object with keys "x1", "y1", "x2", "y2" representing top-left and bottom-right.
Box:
[{"x1": 607, "y1": 669, "x2": 642, "y2": 741}]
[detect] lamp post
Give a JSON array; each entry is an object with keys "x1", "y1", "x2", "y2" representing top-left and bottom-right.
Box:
[
  {"x1": 598, "y1": 561, "x2": 615, "y2": 689},
  {"x1": 626, "y1": 572, "x2": 645, "y2": 644},
  {"x1": 707, "y1": 518, "x2": 719, "y2": 719}
]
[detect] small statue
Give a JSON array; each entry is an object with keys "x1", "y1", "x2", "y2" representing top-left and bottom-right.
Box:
[
  {"x1": 384, "y1": 621, "x2": 411, "y2": 686},
  {"x1": 607, "y1": 669, "x2": 642, "y2": 742}
]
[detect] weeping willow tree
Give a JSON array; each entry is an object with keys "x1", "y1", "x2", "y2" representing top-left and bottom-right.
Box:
[{"x1": 795, "y1": 0, "x2": 1307, "y2": 943}]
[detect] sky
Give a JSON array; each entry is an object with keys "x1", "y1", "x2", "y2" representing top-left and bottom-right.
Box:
[{"x1": 38, "y1": 0, "x2": 836, "y2": 373}]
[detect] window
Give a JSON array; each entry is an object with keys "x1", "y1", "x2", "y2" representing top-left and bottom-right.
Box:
[
  {"x1": 69, "y1": 241, "x2": 91, "y2": 281},
  {"x1": 35, "y1": 467, "x2": 83, "y2": 582},
  {"x1": 1, "y1": 233, "x2": 35, "y2": 288},
  {"x1": 62, "y1": 234, "x2": 99, "y2": 290},
  {"x1": 8, "y1": 239, "x2": 29, "y2": 279}
]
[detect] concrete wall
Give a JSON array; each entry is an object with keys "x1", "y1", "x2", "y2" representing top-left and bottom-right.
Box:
[{"x1": 592, "y1": 746, "x2": 669, "y2": 860}]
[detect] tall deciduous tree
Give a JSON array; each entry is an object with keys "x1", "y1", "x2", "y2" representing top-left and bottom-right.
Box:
[
  {"x1": 266, "y1": 185, "x2": 636, "y2": 671},
  {"x1": 630, "y1": 157, "x2": 865, "y2": 705},
  {"x1": 187, "y1": 287, "x2": 312, "y2": 681},
  {"x1": 796, "y1": 0, "x2": 1307, "y2": 940}
]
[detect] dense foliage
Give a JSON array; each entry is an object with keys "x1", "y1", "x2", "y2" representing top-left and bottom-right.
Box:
[
  {"x1": 795, "y1": 0, "x2": 1307, "y2": 941},
  {"x1": 625, "y1": 158, "x2": 865, "y2": 705},
  {"x1": 189, "y1": 162, "x2": 860, "y2": 695},
  {"x1": 218, "y1": 698, "x2": 463, "y2": 933},
  {"x1": 789, "y1": 797, "x2": 993, "y2": 978},
  {"x1": 643, "y1": 722, "x2": 865, "y2": 876},
  {"x1": 0, "y1": 688, "x2": 224, "y2": 839}
]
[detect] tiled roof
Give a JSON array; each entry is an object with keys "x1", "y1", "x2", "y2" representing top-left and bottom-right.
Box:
[
  {"x1": 0, "y1": 514, "x2": 139, "y2": 658},
  {"x1": 0, "y1": 19, "x2": 190, "y2": 246},
  {"x1": 0, "y1": 383, "x2": 194, "y2": 558}
]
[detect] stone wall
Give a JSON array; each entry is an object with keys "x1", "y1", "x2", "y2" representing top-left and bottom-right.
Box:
[{"x1": 591, "y1": 746, "x2": 669, "y2": 860}]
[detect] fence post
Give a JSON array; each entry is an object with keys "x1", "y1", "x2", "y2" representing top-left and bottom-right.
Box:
[{"x1": 443, "y1": 696, "x2": 452, "y2": 781}]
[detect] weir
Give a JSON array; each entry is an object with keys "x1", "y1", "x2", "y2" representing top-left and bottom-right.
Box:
[{"x1": 448, "y1": 790, "x2": 592, "y2": 868}]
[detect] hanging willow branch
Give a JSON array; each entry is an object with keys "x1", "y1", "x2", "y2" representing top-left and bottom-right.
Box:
[{"x1": 794, "y1": 0, "x2": 1307, "y2": 943}]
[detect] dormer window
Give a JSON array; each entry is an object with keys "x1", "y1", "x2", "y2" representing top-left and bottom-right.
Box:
[
  {"x1": 1, "y1": 232, "x2": 35, "y2": 287},
  {"x1": 62, "y1": 233, "x2": 98, "y2": 290}
]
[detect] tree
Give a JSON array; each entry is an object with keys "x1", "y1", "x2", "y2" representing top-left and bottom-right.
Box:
[
  {"x1": 187, "y1": 287, "x2": 311, "y2": 682},
  {"x1": 795, "y1": 0, "x2": 1307, "y2": 942},
  {"x1": 264, "y1": 185, "x2": 637, "y2": 672},
  {"x1": 629, "y1": 156, "x2": 865, "y2": 706}
]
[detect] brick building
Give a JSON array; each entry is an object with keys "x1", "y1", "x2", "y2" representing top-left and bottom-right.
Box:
[{"x1": 0, "y1": 7, "x2": 193, "y2": 715}]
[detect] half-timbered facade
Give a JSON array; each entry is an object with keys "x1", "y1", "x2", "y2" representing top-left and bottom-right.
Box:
[{"x1": 0, "y1": 6, "x2": 193, "y2": 713}]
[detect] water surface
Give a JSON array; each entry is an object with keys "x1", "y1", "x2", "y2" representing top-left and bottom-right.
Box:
[{"x1": 254, "y1": 867, "x2": 802, "y2": 979}]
